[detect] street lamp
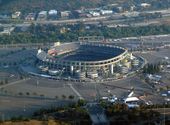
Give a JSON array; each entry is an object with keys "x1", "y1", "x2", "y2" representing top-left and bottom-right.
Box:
[
  {"x1": 164, "y1": 103, "x2": 165, "y2": 125},
  {"x1": 36, "y1": 80, "x2": 39, "y2": 87}
]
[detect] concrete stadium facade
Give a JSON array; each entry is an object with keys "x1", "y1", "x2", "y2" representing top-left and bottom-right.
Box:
[{"x1": 37, "y1": 42, "x2": 130, "y2": 78}]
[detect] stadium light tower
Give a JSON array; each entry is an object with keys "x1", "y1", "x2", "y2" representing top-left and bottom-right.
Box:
[{"x1": 57, "y1": 67, "x2": 65, "y2": 79}]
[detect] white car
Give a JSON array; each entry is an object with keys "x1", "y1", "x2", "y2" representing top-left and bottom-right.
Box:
[
  {"x1": 108, "y1": 95, "x2": 118, "y2": 103},
  {"x1": 101, "y1": 97, "x2": 108, "y2": 100},
  {"x1": 146, "y1": 101, "x2": 153, "y2": 105},
  {"x1": 165, "y1": 98, "x2": 170, "y2": 102},
  {"x1": 161, "y1": 93, "x2": 167, "y2": 97},
  {"x1": 108, "y1": 98, "x2": 116, "y2": 103}
]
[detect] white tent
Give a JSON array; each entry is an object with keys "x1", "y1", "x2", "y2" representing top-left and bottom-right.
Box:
[{"x1": 125, "y1": 97, "x2": 139, "y2": 103}]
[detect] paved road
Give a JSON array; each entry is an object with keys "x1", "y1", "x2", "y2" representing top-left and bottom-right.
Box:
[
  {"x1": 86, "y1": 103, "x2": 109, "y2": 125},
  {"x1": 1, "y1": 8, "x2": 170, "y2": 28}
]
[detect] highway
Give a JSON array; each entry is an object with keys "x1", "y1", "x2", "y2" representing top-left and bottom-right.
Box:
[
  {"x1": 35, "y1": 15, "x2": 109, "y2": 25},
  {"x1": 30, "y1": 8, "x2": 170, "y2": 26},
  {"x1": 1, "y1": 8, "x2": 170, "y2": 28}
]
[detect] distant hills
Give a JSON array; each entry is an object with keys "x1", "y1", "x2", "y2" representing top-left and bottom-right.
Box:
[{"x1": 0, "y1": 0, "x2": 122, "y2": 13}]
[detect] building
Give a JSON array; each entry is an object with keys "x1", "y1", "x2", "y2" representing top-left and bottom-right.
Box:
[
  {"x1": 25, "y1": 13, "x2": 36, "y2": 21},
  {"x1": 141, "y1": 3, "x2": 151, "y2": 8},
  {"x1": 89, "y1": 11, "x2": 100, "y2": 17},
  {"x1": 37, "y1": 11, "x2": 47, "y2": 20},
  {"x1": 48, "y1": 10, "x2": 58, "y2": 15},
  {"x1": 0, "y1": 27, "x2": 15, "y2": 35},
  {"x1": 48, "y1": 10, "x2": 58, "y2": 20},
  {"x1": 12, "y1": 11, "x2": 21, "y2": 19},
  {"x1": 60, "y1": 11, "x2": 70, "y2": 18},
  {"x1": 37, "y1": 41, "x2": 133, "y2": 79},
  {"x1": 100, "y1": 10, "x2": 113, "y2": 15},
  {"x1": 125, "y1": 97, "x2": 140, "y2": 108}
]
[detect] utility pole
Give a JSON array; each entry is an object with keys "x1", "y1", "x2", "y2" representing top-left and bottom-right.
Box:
[
  {"x1": 36, "y1": 80, "x2": 39, "y2": 87},
  {"x1": 164, "y1": 104, "x2": 165, "y2": 125}
]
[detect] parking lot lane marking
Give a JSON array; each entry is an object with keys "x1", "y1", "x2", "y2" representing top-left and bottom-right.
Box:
[
  {"x1": 67, "y1": 83, "x2": 84, "y2": 100},
  {"x1": 0, "y1": 78, "x2": 30, "y2": 89}
]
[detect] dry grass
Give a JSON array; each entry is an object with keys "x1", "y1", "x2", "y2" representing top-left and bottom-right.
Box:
[{"x1": 0, "y1": 120, "x2": 70, "y2": 125}]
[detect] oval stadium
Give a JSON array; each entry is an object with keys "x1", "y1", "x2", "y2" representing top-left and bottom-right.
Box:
[{"x1": 37, "y1": 42, "x2": 137, "y2": 79}]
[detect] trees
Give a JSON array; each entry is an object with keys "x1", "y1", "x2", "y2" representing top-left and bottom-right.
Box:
[
  {"x1": 0, "y1": 24, "x2": 170, "y2": 44},
  {"x1": 55, "y1": 95, "x2": 58, "y2": 99},
  {"x1": 68, "y1": 95, "x2": 74, "y2": 100},
  {"x1": 19, "y1": 75, "x2": 23, "y2": 80},
  {"x1": 33, "y1": 92, "x2": 37, "y2": 96},
  {"x1": 1, "y1": 24, "x2": 170, "y2": 44},
  {"x1": 26, "y1": 92, "x2": 30, "y2": 96},
  {"x1": 62, "y1": 94, "x2": 66, "y2": 99},
  {"x1": 143, "y1": 63, "x2": 161, "y2": 74},
  {"x1": 0, "y1": 0, "x2": 117, "y2": 14},
  {"x1": 77, "y1": 99, "x2": 86, "y2": 106},
  {"x1": 0, "y1": 81, "x2": 3, "y2": 85},
  {"x1": 4, "y1": 78, "x2": 8, "y2": 84},
  {"x1": 18, "y1": 92, "x2": 23, "y2": 96}
]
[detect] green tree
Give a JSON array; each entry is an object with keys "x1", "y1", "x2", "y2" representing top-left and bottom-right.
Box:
[
  {"x1": 0, "y1": 81, "x2": 3, "y2": 85},
  {"x1": 62, "y1": 94, "x2": 66, "y2": 99},
  {"x1": 4, "y1": 78, "x2": 8, "y2": 84},
  {"x1": 77, "y1": 99, "x2": 86, "y2": 106},
  {"x1": 68, "y1": 95, "x2": 74, "y2": 100},
  {"x1": 26, "y1": 92, "x2": 30, "y2": 96},
  {"x1": 18, "y1": 92, "x2": 23, "y2": 96},
  {"x1": 55, "y1": 95, "x2": 58, "y2": 99}
]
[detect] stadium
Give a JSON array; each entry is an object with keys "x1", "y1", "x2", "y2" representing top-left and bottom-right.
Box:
[{"x1": 37, "y1": 41, "x2": 137, "y2": 79}]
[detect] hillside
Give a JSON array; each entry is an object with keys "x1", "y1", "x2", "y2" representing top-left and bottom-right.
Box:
[{"x1": 0, "y1": 0, "x2": 122, "y2": 13}]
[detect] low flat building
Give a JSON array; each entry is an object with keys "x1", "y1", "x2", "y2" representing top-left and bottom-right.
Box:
[
  {"x1": 25, "y1": 13, "x2": 36, "y2": 21},
  {"x1": 12, "y1": 11, "x2": 21, "y2": 19},
  {"x1": 100, "y1": 10, "x2": 113, "y2": 15},
  {"x1": 37, "y1": 11, "x2": 47, "y2": 20},
  {"x1": 60, "y1": 11, "x2": 70, "y2": 18},
  {"x1": 125, "y1": 97, "x2": 140, "y2": 108},
  {"x1": 89, "y1": 11, "x2": 100, "y2": 17},
  {"x1": 48, "y1": 10, "x2": 58, "y2": 15},
  {"x1": 0, "y1": 27, "x2": 15, "y2": 35},
  {"x1": 141, "y1": 3, "x2": 151, "y2": 8}
]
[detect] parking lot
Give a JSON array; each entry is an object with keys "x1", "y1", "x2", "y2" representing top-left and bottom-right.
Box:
[
  {"x1": 0, "y1": 71, "x2": 163, "y2": 118},
  {"x1": 0, "y1": 95, "x2": 72, "y2": 120},
  {"x1": 0, "y1": 36, "x2": 170, "y2": 118},
  {"x1": 135, "y1": 48, "x2": 170, "y2": 64}
]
